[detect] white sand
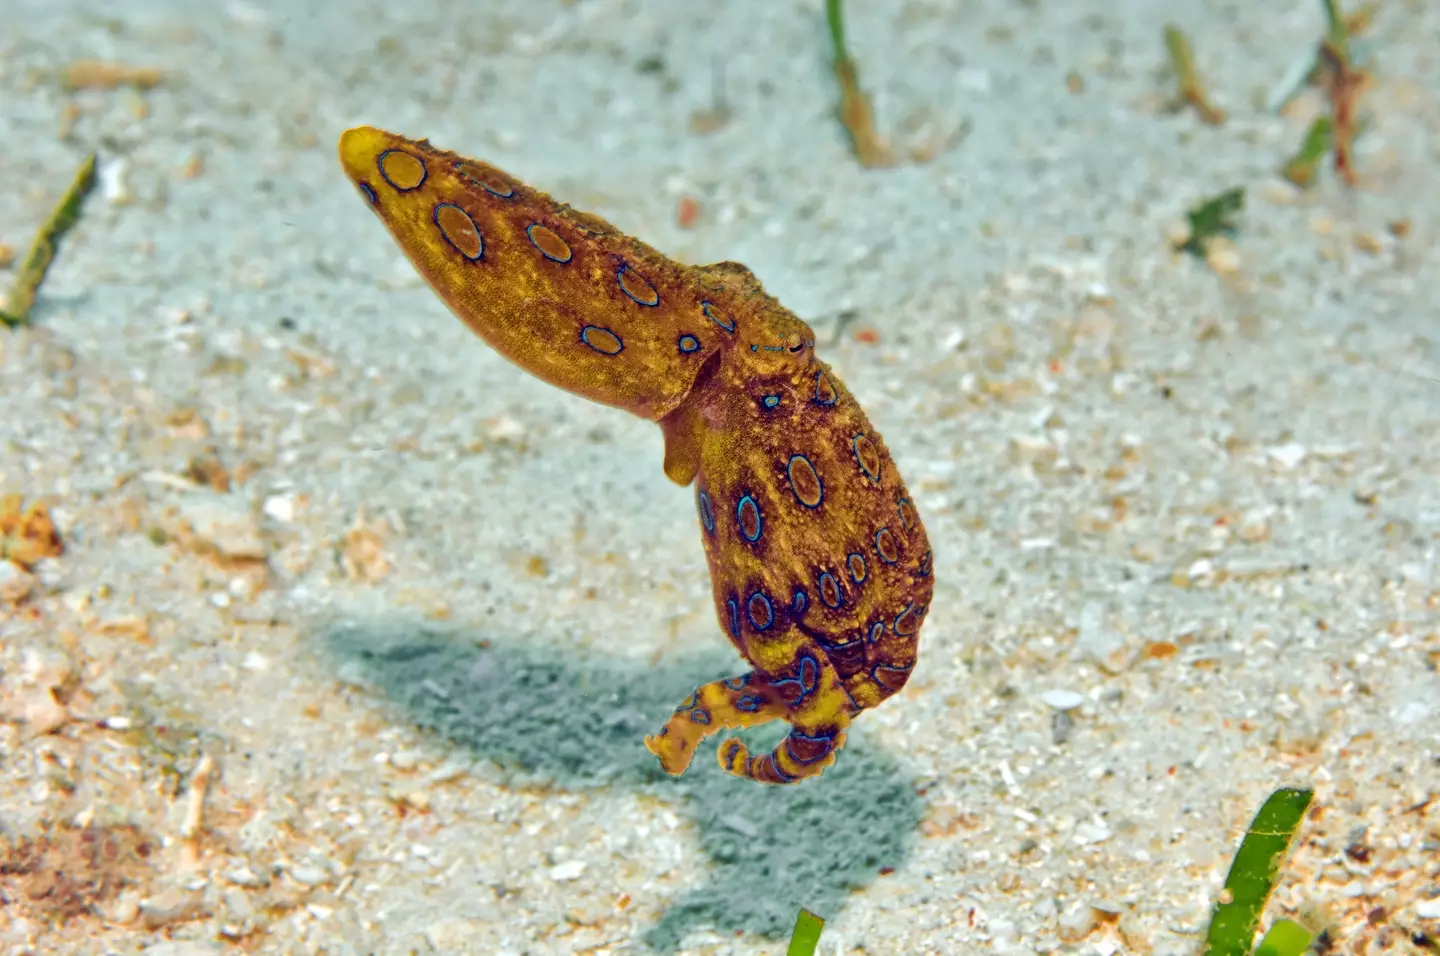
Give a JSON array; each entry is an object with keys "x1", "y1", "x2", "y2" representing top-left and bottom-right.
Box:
[{"x1": 1, "y1": 0, "x2": 1436, "y2": 953}]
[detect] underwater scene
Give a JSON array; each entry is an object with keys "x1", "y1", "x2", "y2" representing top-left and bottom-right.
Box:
[{"x1": 1, "y1": 0, "x2": 1437, "y2": 953}]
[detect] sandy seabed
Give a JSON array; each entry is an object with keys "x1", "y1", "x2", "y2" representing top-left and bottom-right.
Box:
[{"x1": 1, "y1": 0, "x2": 1437, "y2": 953}]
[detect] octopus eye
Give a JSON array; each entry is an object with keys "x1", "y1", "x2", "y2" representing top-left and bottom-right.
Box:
[{"x1": 785, "y1": 332, "x2": 805, "y2": 352}]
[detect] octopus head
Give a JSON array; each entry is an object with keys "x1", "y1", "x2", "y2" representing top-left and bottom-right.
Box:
[{"x1": 737, "y1": 308, "x2": 816, "y2": 377}]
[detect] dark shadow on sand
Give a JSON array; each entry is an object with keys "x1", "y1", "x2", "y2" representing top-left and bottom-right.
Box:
[{"x1": 323, "y1": 620, "x2": 921, "y2": 952}]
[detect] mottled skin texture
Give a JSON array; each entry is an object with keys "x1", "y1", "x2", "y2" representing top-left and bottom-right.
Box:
[{"x1": 338, "y1": 127, "x2": 933, "y2": 784}]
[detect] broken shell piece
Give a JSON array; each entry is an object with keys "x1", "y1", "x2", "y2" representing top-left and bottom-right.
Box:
[
  {"x1": 0, "y1": 495, "x2": 64, "y2": 569},
  {"x1": 0, "y1": 559, "x2": 36, "y2": 605}
]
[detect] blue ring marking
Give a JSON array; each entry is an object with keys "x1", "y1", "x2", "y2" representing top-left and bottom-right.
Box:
[
  {"x1": 867, "y1": 621, "x2": 885, "y2": 643},
  {"x1": 818, "y1": 571, "x2": 843, "y2": 609},
  {"x1": 702, "y1": 301, "x2": 735, "y2": 332},
  {"x1": 697, "y1": 490, "x2": 715, "y2": 534},
  {"x1": 875, "y1": 526, "x2": 899, "y2": 564},
  {"x1": 579, "y1": 325, "x2": 623, "y2": 355},
  {"x1": 455, "y1": 161, "x2": 516, "y2": 198},
  {"x1": 678, "y1": 691, "x2": 699, "y2": 710},
  {"x1": 853, "y1": 434, "x2": 882, "y2": 481},
  {"x1": 747, "y1": 591, "x2": 774, "y2": 631},
  {"x1": 871, "y1": 661, "x2": 914, "y2": 689},
  {"x1": 847, "y1": 551, "x2": 867, "y2": 584},
  {"x1": 736, "y1": 695, "x2": 762, "y2": 713},
  {"x1": 433, "y1": 203, "x2": 484, "y2": 261},
  {"x1": 724, "y1": 675, "x2": 749, "y2": 691},
  {"x1": 766, "y1": 752, "x2": 797, "y2": 782},
  {"x1": 786, "y1": 454, "x2": 824, "y2": 508},
  {"x1": 785, "y1": 729, "x2": 836, "y2": 765},
  {"x1": 762, "y1": 394, "x2": 781, "y2": 409},
  {"x1": 896, "y1": 495, "x2": 918, "y2": 531},
  {"x1": 357, "y1": 181, "x2": 378, "y2": 205},
  {"x1": 736, "y1": 495, "x2": 762, "y2": 543},
  {"x1": 791, "y1": 587, "x2": 808, "y2": 615},
  {"x1": 799, "y1": 654, "x2": 818, "y2": 693},
  {"x1": 526, "y1": 223, "x2": 573, "y2": 263},
  {"x1": 377, "y1": 149, "x2": 426, "y2": 191},
  {"x1": 727, "y1": 597, "x2": 741, "y2": 639},
  {"x1": 813, "y1": 369, "x2": 837, "y2": 406},
  {"x1": 769, "y1": 653, "x2": 819, "y2": 706},
  {"x1": 690, "y1": 708, "x2": 712, "y2": 725},
  {"x1": 617, "y1": 264, "x2": 660, "y2": 306},
  {"x1": 917, "y1": 549, "x2": 933, "y2": 578},
  {"x1": 893, "y1": 601, "x2": 918, "y2": 636},
  {"x1": 678, "y1": 333, "x2": 700, "y2": 354}
]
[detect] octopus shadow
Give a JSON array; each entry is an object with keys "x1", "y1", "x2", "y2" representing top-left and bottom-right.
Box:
[{"x1": 323, "y1": 620, "x2": 921, "y2": 952}]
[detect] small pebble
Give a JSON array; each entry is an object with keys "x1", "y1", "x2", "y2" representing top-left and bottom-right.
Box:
[
  {"x1": 1056, "y1": 903, "x2": 1097, "y2": 941},
  {"x1": 426, "y1": 758, "x2": 471, "y2": 784},
  {"x1": 287, "y1": 865, "x2": 329, "y2": 887},
  {"x1": 1052, "y1": 710, "x2": 1074, "y2": 745},
  {"x1": 21, "y1": 688, "x2": 70, "y2": 735},
  {"x1": 100, "y1": 156, "x2": 131, "y2": 205},
  {"x1": 485, "y1": 415, "x2": 526, "y2": 441},
  {"x1": 222, "y1": 886, "x2": 254, "y2": 921},
  {"x1": 170, "y1": 492, "x2": 267, "y2": 561},
  {"x1": 1267, "y1": 442, "x2": 1308, "y2": 470},
  {"x1": 1204, "y1": 237, "x2": 1241, "y2": 277},
  {"x1": 719, "y1": 814, "x2": 760, "y2": 838},
  {"x1": 1040, "y1": 689, "x2": 1085, "y2": 711},
  {"x1": 95, "y1": 613, "x2": 152, "y2": 641},
  {"x1": 223, "y1": 865, "x2": 268, "y2": 888},
  {"x1": 109, "y1": 890, "x2": 141, "y2": 925},
  {"x1": 1009, "y1": 434, "x2": 1057, "y2": 467},
  {"x1": 1236, "y1": 510, "x2": 1272, "y2": 543},
  {"x1": 548, "y1": 860, "x2": 587, "y2": 882},
  {"x1": 399, "y1": 788, "x2": 431, "y2": 811},
  {"x1": 0, "y1": 559, "x2": 35, "y2": 604},
  {"x1": 262, "y1": 494, "x2": 295, "y2": 522},
  {"x1": 1073, "y1": 821, "x2": 1113, "y2": 845},
  {"x1": 22, "y1": 647, "x2": 72, "y2": 688},
  {"x1": 139, "y1": 886, "x2": 209, "y2": 929}
]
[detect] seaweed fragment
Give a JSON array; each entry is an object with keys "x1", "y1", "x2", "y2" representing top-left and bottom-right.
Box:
[
  {"x1": 1281, "y1": 116, "x2": 1334, "y2": 188},
  {"x1": 1270, "y1": 0, "x2": 1374, "y2": 187},
  {"x1": 1, "y1": 153, "x2": 98, "y2": 328},
  {"x1": 1174, "y1": 187, "x2": 1245, "y2": 260},
  {"x1": 1164, "y1": 24, "x2": 1227, "y2": 125},
  {"x1": 1203, "y1": 787, "x2": 1315, "y2": 956},
  {"x1": 689, "y1": 60, "x2": 733, "y2": 136},
  {"x1": 1316, "y1": 0, "x2": 1370, "y2": 186},
  {"x1": 786, "y1": 908, "x2": 825, "y2": 956},
  {"x1": 826, "y1": 0, "x2": 893, "y2": 168}
]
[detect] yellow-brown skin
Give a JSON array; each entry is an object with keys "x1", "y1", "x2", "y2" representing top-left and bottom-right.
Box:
[{"x1": 338, "y1": 127, "x2": 933, "y2": 783}]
